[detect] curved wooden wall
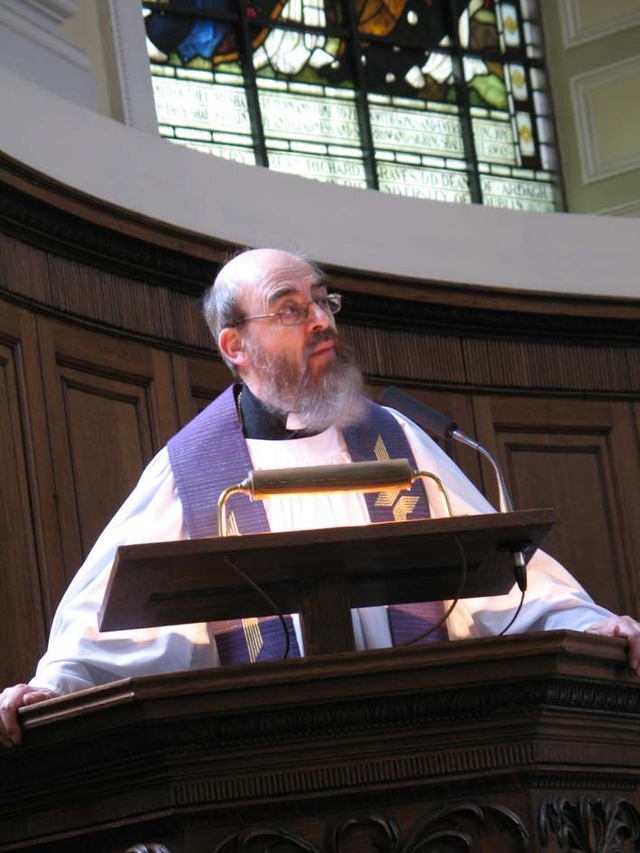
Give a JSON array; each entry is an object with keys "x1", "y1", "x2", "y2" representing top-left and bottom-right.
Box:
[{"x1": 1, "y1": 154, "x2": 639, "y2": 686}]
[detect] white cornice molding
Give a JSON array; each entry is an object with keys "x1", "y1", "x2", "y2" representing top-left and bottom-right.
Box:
[
  {"x1": 597, "y1": 200, "x2": 640, "y2": 218},
  {"x1": 2, "y1": 0, "x2": 78, "y2": 28},
  {"x1": 570, "y1": 56, "x2": 640, "y2": 184},
  {"x1": 1, "y1": 65, "x2": 639, "y2": 300},
  {"x1": 99, "y1": 0, "x2": 158, "y2": 133},
  {"x1": 0, "y1": 0, "x2": 90, "y2": 70},
  {"x1": 559, "y1": 0, "x2": 640, "y2": 49}
]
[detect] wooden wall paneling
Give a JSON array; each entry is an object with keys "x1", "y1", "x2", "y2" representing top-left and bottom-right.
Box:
[
  {"x1": 35, "y1": 318, "x2": 179, "y2": 603},
  {"x1": 0, "y1": 301, "x2": 54, "y2": 681},
  {"x1": 462, "y1": 335, "x2": 633, "y2": 394},
  {"x1": 415, "y1": 388, "x2": 488, "y2": 495},
  {"x1": 0, "y1": 232, "x2": 53, "y2": 305},
  {"x1": 606, "y1": 400, "x2": 640, "y2": 617},
  {"x1": 172, "y1": 352, "x2": 233, "y2": 425},
  {"x1": 472, "y1": 395, "x2": 639, "y2": 618},
  {"x1": 166, "y1": 286, "x2": 217, "y2": 352},
  {"x1": 628, "y1": 349, "x2": 640, "y2": 396},
  {"x1": 344, "y1": 321, "x2": 488, "y2": 493},
  {"x1": 342, "y1": 322, "x2": 466, "y2": 387},
  {"x1": 0, "y1": 230, "x2": 218, "y2": 352}
]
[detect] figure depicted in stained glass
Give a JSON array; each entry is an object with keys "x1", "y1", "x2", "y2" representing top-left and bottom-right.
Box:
[
  {"x1": 143, "y1": 0, "x2": 559, "y2": 210},
  {"x1": 144, "y1": 0, "x2": 509, "y2": 107},
  {"x1": 146, "y1": 0, "x2": 237, "y2": 63}
]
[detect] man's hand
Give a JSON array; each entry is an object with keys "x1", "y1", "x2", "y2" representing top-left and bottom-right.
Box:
[
  {"x1": 586, "y1": 615, "x2": 640, "y2": 676},
  {"x1": 0, "y1": 684, "x2": 59, "y2": 748}
]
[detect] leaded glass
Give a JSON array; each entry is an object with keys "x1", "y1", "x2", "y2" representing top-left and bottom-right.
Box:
[{"x1": 143, "y1": 0, "x2": 562, "y2": 211}]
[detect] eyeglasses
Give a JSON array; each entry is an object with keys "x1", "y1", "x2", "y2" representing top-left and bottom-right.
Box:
[{"x1": 235, "y1": 293, "x2": 342, "y2": 327}]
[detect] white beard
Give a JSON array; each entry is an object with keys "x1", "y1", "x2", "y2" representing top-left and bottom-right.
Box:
[{"x1": 246, "y1": 333, "x2": 367, "y2": 433}]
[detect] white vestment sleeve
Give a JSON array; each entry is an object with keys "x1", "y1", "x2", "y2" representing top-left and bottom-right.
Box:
[
  {"x1": 386, "y1": 408, "x2": 613, "y2": 639},
  {"x1": 30, "y1": 448, "x2": 218, "y2": 696}
]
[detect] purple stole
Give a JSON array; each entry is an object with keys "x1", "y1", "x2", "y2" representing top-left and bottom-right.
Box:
[
  {"x1": 167, "y1": 385, "x2": 445, "y2": 660},
  {"x1": 167, "y1": 385, "x2": 430, "y2": 538}
]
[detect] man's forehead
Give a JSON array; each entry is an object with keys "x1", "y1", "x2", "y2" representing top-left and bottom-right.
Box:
[
  {"x1": 263, "y1": 266, "x2": 327, "y2": 301},
  {"x1": 234, "y1": 251, "x2": 324, "y2": 301},
  {"x1": 227, "y1": 248, "x2": 310, "y2": 279}
]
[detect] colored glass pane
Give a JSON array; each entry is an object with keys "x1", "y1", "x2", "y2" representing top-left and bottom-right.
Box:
[
  {"x1": 143, "y1": 0, "x2": 563, "y2": 211},
  {"x1": 357, "y1": 0, "x2": 450, "y2": 48},
  {"x1": 472, "y1": 115, "x2": 517, "y2": 165},
  {"x1": 508, "y1": 64, "x2": 528, "y2": 101},
  {"x1": 365, "y1": 44, "x2": 454, "y2": 101},
  {"x1": 459, "y1": 0, "x2": 499, "y2": 50}
]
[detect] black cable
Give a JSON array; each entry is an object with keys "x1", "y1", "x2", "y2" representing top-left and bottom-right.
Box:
[
  {"x1": 497, "y1": 588, "x2": 526, "y2": 636},
  {"x1": 402, "y1": 533, "x2": 527, "y2": 643},
  {"x1": 222, "y1": 557, "x2": 291, "y2": 661},
  {"x1": 402, "y1": 533, "x2": 467, "y2": 646}
]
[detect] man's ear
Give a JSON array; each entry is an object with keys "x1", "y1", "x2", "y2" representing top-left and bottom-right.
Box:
[{"x1": 218, "y1": 327, "x2": 247, "y2": 371}]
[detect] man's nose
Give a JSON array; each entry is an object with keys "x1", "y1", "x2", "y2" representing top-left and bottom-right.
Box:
[{"x1": 307, "y1": 300, "x2": 332, "y2": 330}]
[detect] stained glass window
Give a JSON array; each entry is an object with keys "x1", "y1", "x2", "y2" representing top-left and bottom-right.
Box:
[{"x1": 143, "y1": 0, "x2": 562, "y2": 212}]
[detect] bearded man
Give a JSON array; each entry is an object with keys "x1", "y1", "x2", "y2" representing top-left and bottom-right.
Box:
[{"x1": 1, "y1": 248, "x2": 639, "y2": 748}]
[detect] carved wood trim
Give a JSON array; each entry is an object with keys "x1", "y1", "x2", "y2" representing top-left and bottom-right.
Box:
[
  {"x1": 0, "y1": 301, "x2": 65, "y2": 631},
  {"x1": 2, "y1": 154, "x2": 639, "y2": 403},
  {"x1": 2, "y1": 635, "x2": 638, "y2": 850},
  {"x1": 1, "y1": 158, "x2": 639, "y2": 346},
  {"x1": 9, "y1": 674, "x2": 640, "y2": 794},
  {"x1": 539, "y1": 795, "x2": 640, "y2": 852},
  {"x1": 212, "y1": 805, "x2": 530, "y2": 853}
]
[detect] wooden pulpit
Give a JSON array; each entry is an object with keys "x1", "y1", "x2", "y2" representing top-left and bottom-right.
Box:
[
  {"x1": 4, "y1": 632, "x2": 640, "y2": 853},
  {"x1": 2, "y1": 509, "x2": 639, "y2": 853}
]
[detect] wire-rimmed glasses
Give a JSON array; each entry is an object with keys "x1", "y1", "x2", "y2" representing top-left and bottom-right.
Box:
[{"x1": 234, "y1": 293, "x2": 342, "y2": 327}]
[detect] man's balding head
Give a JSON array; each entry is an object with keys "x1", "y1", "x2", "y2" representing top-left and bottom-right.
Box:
[{"x1": 203, "y1": 248, "x2": 322, "y2": 375}]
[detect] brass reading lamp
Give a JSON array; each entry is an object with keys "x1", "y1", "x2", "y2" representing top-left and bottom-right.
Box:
[{"x1": 217, "y1": 459, "x2": 453, "y2": 537}]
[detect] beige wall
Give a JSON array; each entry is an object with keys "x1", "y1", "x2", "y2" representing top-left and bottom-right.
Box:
[
  {"x1": 60, "y1": 2, "x2": 114, "y2": 120},
  {"x1": 541, "y1": 0, "x2": 640, "y2": 215}
]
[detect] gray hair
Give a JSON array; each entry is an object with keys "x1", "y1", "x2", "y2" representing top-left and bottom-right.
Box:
[{"x1": 202, "y1": 254, "x2": 246, "y2": 376}]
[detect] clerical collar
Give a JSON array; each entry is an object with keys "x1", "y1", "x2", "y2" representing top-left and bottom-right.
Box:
[{"x1": 237, "y1": 384, "x2": 318, "y2": 440}]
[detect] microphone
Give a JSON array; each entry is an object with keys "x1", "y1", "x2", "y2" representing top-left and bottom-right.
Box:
[
  {"x1": 380, "y1": 386, "x2": 527, "y2": 591},
  {"x1": 379, "y1": 386, "x2": 459, "y2": 444},
  {"x1": 380, "y1": 386, "x2": 513, "y2": 512}
]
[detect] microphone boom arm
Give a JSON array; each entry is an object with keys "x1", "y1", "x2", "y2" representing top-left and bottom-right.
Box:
[
  {"x1": 450, "y1": 429, "x2": 514, "y2": 513},
  {"x1": 379, "y1": 386, "x2": 527, "y2": 592}
]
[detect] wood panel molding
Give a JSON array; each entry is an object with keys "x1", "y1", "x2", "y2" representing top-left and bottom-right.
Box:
[
  {"x1": 559, "y1": 0, "x2": 640, "y2": 48},
  {"x1": 570, "y1": 57, "x2": 640, "y2": 184},
  {"x1": 0, "y1": 308, "x2": 48, "y2": 681},
  {"x1": 473, "y1": 396, "x2": 640, "y2": 617},
  {"x1": 1, "y1": 156, "x2": 639, "y2": 351},
  {"x1": 35, "y1": 317, "x2": 179, "y2": 586},
  {"x1": 3, "y1": 633, "x2": 638, "y2": 852},
  {"x1": 0, "y1": 154, "x2": 225, "y2": 293}
]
